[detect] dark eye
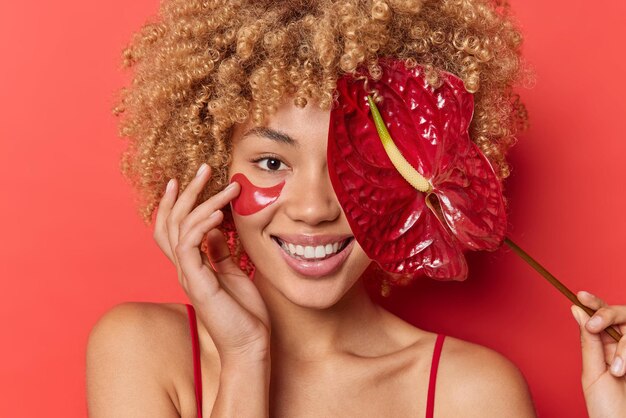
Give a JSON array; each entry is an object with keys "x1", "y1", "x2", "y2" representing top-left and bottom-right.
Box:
[{"x1": 254, "y1": 157, "x2": 286, "y2": 172}]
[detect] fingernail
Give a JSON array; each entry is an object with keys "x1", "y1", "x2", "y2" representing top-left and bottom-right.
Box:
[
  {"x1": 570, "y1": 306, "x2": 582, "y2": 326},
  {"x1": 611, "y1": 356, "x2": 623, "y2": 375},
  {"x1": 587, "y1": 316, "x2": 602, "y2": 330},
  {"x1": 225, "y1": 182, "x2": 238, "y2": 192},
  {"x1": 196, "y1": 163, "x2": 208, "y2": 177},
  {"x1": 166, "y1": 179, "x2": 175, "y2": 192}
]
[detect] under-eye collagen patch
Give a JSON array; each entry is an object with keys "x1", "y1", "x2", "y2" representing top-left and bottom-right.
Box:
[{"x1": 230, "y1": 172, "x2": 285, "y2": 216}]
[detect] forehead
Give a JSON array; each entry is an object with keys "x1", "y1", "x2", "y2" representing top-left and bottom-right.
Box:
[{"x1": 232, "y1": 99, "x2": 331, "y2": 148}]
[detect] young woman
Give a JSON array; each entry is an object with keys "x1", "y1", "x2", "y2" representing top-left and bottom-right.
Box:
[{"x1": 86, "y1": 0, "x2": 626, "y2": 416}]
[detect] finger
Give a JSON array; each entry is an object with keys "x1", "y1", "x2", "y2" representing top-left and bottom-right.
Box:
[
  {"x1": 181, "y1": 210, "x2": 241, "y2": 276},
  {"x1": 182, "y1": 214, "x2": 258, "y2": 318},
  {"x1": 576, "y1": 290, "x2": 626, "y2": 336},
  {"x1": 154, "y1": 179, "x2": 188, "y2": 292},
  {"x1": 154, "y1": 178, "x2": 178, "y2": 262},
  {"x1": 166, "y1": 165, "x2": 211, "y2": 282},
  {"x1": 176, "y1": 210, "x2": 225, "y2": 296},
  {"x1": 610, "y1": 334, "x2": 626, "y2": 377},
  {"x1": 204, "y1": 228, "x2": 242, "y2": 276},
  {"x1": 181, "y1": 181, "x2": 240, "y2": 233},
  {"x1": 166, "y1": 164, "x2": 211, "y2": 258},
  {"x1": 178, "y1": 181, "x2": 241, "y2": 242},
  {"x1": 577, "y1": 290, "x2": 608, "y2": 310},
  {"x1": 585, "y1": 305, "x2": 626, "y2": 333},
  {"x1": 199, "y1": 251, "x2": 268, "y2": 329},
  {"x1": 571, "y1": 305, "x2": 608, "y2": 384},
  {"x1": 168, "y1": 163, "x2": 212, "y2": 228}
]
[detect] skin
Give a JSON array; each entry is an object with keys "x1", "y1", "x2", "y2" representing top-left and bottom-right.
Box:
[
  {"x1": 86, "y1": 98, "x2": 626, "y2": 418},
  {"x1": 571, "y1": 291, "x2": 626, "y2": 417}
]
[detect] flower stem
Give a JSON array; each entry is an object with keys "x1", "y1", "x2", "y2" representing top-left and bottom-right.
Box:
[{"x1": 504, "y1": 237, "x2": 622, "y2": 342}]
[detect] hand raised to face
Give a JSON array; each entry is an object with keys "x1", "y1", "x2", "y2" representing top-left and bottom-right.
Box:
[{"x1": 153, "y1": 164, "x2": 271, "y2": 363}]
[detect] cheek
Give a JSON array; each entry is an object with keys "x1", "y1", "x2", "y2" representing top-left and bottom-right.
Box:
[
  {"x1": 230, "y1": 172, "x2": 285, "y2": 216},
  {"x1": 353, "y1": 241, "x2": 373, "y2": 267},
  {"x1": 229, "y1": 172, "x2": 283, "y2": 251},
  {"x1": 231, "y1": 206, "x2": 274, "y2": 246}
]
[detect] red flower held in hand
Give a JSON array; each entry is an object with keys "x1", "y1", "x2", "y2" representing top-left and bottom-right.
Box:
[{"x1": 327, "y1": 58, "x2": 507, "y2": 281}]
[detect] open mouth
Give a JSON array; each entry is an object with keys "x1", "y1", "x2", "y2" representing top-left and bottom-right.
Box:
[{"x1": 270, "y1": 235, "x2": 354, "y2": 261}]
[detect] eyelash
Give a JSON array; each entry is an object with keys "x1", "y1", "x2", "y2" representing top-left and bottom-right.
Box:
[{"x1": 251, "y1": 154, "x2": 289, "y2": 172}]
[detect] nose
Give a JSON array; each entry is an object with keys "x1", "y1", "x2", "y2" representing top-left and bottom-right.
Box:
[{"x1": 283, "y1": 165, "x2": 342, "y2": 226}]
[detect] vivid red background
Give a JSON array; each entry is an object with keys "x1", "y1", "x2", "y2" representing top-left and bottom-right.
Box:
[{"x1": 1, "y1": 1, "x2": 624, "y2": 417}]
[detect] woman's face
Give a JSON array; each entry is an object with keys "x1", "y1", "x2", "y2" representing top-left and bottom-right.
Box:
[{"x1": 228, "y1": 99, "x2": 372, "y2": 309}]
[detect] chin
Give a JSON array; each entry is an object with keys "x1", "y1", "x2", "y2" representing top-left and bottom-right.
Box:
[{"x1": 276, "y1": 273, "x2": 356, "y2": 310}]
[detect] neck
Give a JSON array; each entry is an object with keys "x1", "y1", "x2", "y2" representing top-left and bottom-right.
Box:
[{"x1": 253, "y1": 271, "x2": 388, "y2": 362}]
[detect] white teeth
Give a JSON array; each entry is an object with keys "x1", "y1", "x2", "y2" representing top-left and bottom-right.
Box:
[
  {"x1": 276, "y1": 237, "x2": 350, "y2": 260},
  {"x1": 304, "y1": 246, "x2": 315, "y2": 259}
]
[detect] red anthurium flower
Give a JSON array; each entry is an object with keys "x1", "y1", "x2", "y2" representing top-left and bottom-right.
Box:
[{"x1": 327, "y1": 58, "x2": 507, "y2": 281}]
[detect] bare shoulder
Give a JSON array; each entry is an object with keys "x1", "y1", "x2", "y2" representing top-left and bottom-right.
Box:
[
  {"x1": 86, "y1": 302, "x2": 193, "y2": 418},
  {"x1": 87, "y1": 302, "x2": 191, "y2": 366},
  {"x1": 436, "y1": 335, "x2": 537, "y2": 418}
]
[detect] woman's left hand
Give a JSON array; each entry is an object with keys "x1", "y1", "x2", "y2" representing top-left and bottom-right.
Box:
[{"x1": 571, "y1": 290, "x2": 626, "y2": 418}]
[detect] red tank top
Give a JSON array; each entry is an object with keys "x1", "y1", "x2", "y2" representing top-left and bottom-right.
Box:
[{"x1": 186, "y1": 304, "x2": 445, "y2": 418}]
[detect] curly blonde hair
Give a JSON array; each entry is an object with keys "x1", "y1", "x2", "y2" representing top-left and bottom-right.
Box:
[{"x1": 113, "y1": 0, "x2": 530, "y2": 276}]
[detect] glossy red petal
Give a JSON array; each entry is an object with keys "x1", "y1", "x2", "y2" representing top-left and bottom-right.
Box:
[
  {"x1": 432, "y1": 140, "x2": 507, "y2": 250},
  {"x1": 426, "y1": 69, "x2": 507, "y2": 251},
  {"x1": 378, "y1": 208, "x2": 469, "y2": 280},
  {"x1": 328, "y1": 58, "x2": 507, "y2": 281}
]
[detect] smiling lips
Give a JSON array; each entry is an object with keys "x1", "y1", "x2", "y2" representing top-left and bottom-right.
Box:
[
  {"x1": 270, "y1": 233, "x2": 355, "y2": 278},
  {"x1": 272, "y1": 234, "x2": 354, "y2": 261}
]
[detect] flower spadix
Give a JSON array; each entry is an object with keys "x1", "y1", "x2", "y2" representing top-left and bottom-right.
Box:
[{"x1": 327, "y1": 58, "x2": 507, "y2": 281}]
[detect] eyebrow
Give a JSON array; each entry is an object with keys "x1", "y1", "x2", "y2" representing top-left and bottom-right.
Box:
[{"x1": 242, "y1": 127, "x2": 299, "y2": 148}]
